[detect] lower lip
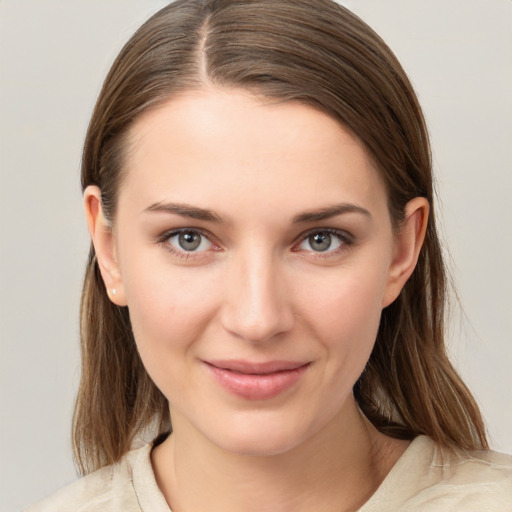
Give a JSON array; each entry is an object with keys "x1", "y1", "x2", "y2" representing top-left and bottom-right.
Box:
[{"x1": 205, "y1": 363, "x2": 310, "y2": 400}]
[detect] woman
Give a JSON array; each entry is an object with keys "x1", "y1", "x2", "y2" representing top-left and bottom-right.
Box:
[{"x1": 27, "y1": 0, "x2": 512, "y2": 510}]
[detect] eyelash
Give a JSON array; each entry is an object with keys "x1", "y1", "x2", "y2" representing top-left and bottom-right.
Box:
[
  {"x1": 157, "y1": 227, "x2": 353, "y2": 260},
  {"x1": 157, "y1": 228, "x2": 218, "y2": 260},
  {"x1": 294, "y1": 228, "x2": 353, "y2": 258}
]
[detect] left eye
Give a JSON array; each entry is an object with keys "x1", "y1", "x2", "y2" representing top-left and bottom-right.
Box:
[
  {"x1": 298, "y1": 231, "x2": 344, "y2": 253},
  {"x1": 167, "y1": 230, "x2": 213, "y2": 252}
]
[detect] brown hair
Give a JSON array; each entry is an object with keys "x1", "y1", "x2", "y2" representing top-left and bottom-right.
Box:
[{"x1": 73, "y1": 0, "x2": 487, "y2": 475}]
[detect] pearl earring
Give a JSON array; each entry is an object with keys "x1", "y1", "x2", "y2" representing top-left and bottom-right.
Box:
[{"x1": 112, "y1": 288, "x2": 117, "y2": 296}]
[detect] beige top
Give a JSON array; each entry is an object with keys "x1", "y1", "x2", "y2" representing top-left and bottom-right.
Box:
[{"x1": 25, "y1": 436, "x2": 512, "y2": 511}]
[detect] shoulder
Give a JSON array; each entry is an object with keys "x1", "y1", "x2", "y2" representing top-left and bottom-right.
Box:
[
  {"x1": 428, "y1": 444, "x2": 512, "y2": 508},
  {"x1": 24, "y1": 464, "x2": 118, "y2": 512},
  {"x1": 24, "y1": 444, "x2": 168, "y2": 512},
  {"x1": 363, "y1": 436, "x2": 512, "y2": 512},
  {"x1": 400, "y1": 437, "x2": 511, "y2": 510},
  {"x1": 433, "y1": 440, "x2": 512, "y2": 489}
]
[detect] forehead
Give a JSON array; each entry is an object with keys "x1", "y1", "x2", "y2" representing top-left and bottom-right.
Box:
[{"x1": 119, "y1": 87, "x2": 387, "y2": 219}]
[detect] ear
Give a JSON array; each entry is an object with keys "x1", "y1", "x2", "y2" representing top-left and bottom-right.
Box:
[
  {"x1": 382, "y1": 197, "x2": 429, "y2": 308},
  {"x1": 84, "y1": 186, "x2": 127, "y2": 306}
]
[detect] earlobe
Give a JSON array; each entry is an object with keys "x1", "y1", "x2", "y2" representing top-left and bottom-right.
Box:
[
  {"x1": 382, "y1": 197, "x2": 429, "y2": 308},
  {"x1": 83, "y1": 186, "x2": 127, "y2": 306}
]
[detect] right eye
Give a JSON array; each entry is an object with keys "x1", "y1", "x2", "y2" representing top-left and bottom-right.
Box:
[{"x1": 166, "y1": 229, "x2": 214, "y2": 253}]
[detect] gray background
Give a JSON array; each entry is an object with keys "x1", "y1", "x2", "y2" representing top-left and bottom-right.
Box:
[{"x1": 1, "y1": 1, "x2": 511, "y2": 510}]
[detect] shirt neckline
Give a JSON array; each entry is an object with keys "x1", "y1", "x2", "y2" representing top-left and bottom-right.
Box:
[{"x1": 130, "y1": 435, "x2": 432, "y2": 512}]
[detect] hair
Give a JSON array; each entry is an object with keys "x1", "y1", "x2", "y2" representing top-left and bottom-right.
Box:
[{"x1": 73, "y1": 0, "x2": 488, "y2": 475}]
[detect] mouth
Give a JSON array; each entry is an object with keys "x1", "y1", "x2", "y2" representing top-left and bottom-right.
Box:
[{"x1": 203, "y1": 360, "x2": 311, "y2": 400}]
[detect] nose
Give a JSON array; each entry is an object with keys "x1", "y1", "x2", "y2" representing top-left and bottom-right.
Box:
[{"x1": 220, "y1": 250, "x2": 295, "y2": 343}]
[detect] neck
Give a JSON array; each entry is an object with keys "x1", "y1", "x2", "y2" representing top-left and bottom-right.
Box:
[{"x1": 151, "y1": 397, "x2": 407, "y2": 512}]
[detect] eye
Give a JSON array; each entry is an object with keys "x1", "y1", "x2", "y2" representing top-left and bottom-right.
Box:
[
  {"x1": 297, "y1": 230, "x2": 348, "y2": 253},
  {"x1": 166, "y1": 230, "x2": 213, "y2": 252}
]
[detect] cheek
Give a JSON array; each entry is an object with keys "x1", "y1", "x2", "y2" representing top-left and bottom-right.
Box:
[
  {"x1": 297, "y1": 263, "x2": 388, "y2": 367},
  {"x1": 301, "y1": 261, "x2": 387, "y2": 325},
  {"x1": 118, "y1": 251, "x2": 221, "y2": 381},
  {"x1": 128, "y1": 274, "x2": 217, "y2": 341}
]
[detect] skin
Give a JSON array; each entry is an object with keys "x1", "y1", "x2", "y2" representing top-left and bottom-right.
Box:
[{"x1": 85, "y1": 87, "x2": 428, "y2": 512}]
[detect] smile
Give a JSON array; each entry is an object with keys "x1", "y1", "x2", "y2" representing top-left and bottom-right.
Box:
[{"x1": 204, "y1": 360, "x2": 311, "y2": 400}]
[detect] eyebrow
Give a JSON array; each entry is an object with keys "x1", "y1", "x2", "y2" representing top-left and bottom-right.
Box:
[
  {"x1": 142, "y1": 201, "x2": 371, "y2": 225},
  {"x1": 292, "y1": 203, "x2": 371, "y2": 224},
  {"x1": 143, "y1": 202, "x2": 226, "y2": 223}
]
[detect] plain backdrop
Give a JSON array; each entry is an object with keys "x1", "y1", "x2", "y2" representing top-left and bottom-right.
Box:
[{"x1": 1, "y1": 1, "x2": 511, "y2": 510}]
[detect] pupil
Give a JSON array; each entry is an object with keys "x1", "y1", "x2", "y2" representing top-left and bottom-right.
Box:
[
  {"x1": 179, "y1": 232, "x2": 201, "y2": 251},
  {"x1": 310, "y1": 233, "x2": 331, "y2": 252}
]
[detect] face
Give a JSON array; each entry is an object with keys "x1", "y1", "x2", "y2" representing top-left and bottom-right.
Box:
[{"x1": 89, "y1": 87, "x2": 423, "y2": 456}]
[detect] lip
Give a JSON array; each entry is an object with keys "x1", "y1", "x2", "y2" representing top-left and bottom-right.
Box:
[{"x1": 204, "y1": 360, "x2": 310, "y2": 400}]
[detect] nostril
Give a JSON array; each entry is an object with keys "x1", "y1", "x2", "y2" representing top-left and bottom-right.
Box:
[
  {"x1": 220, "y1": 255, "x2": 295, "y2": 342},
  {"x1": 222, "y1": 301, "x2": 295, "y2": 343}
]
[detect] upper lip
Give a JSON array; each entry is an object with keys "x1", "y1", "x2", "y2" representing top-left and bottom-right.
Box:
[{"x1": 205, "y1": 360, "x2": 310, "y2": 375}]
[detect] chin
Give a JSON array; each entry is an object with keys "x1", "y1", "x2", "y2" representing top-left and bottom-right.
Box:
[
  {"x1": 198, "y1": 408, "x2": 324, "y2": 458},
  {"x1": 212, "y1": 431, "x2": 304, "y2": 458}
]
